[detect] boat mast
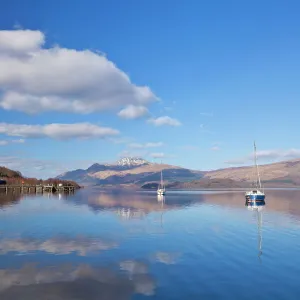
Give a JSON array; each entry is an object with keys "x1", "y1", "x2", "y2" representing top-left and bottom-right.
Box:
[
  {"x1": 160, "y1": 160, "x2": 163, "y2": 189},
  {"x1": 254, "y1": 141, "x2": 262, "y2": 189}
]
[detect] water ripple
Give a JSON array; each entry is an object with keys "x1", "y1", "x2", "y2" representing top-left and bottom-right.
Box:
[{"x1": 1, "y1": 189, "x2": 300, "y2": 299}]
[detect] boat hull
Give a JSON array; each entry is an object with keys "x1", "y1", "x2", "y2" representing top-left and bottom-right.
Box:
[
  {"x1": 157, "y1": 189, "x2": 165, "y2": 195},
  {"x1": 245, "y1": 198, "x2": 265, "y2": 206},
  {"x1": 245, "y1": 194, "x2": 265, "y2": 201}
]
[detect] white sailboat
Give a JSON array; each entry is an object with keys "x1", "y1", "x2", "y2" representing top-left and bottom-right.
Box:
[
  {"x1": 157, "y1": 169, "x2": 166, "y2": 195},
  {"x1": 245, "y1": 141, "x2": 265, "y2": 202}
]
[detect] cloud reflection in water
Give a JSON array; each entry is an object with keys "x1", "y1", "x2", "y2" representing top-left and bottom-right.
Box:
[
  {"x1": 0, "y1": 236, "x2": 117, "y2": 256},
  {"x1": 0, "y1": 262, "x2": 155, "y2": 299}
]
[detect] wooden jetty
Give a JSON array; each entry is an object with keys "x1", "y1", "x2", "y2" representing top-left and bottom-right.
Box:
[{"x1": 0, "y1": 184, "x2": 76, "y2": 194}]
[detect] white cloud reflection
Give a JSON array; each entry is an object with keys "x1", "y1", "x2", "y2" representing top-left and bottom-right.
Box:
[
  {"x1": 0, "y1": 262, "x2": 156, "y2": 299},
  {"x1": 119, "y1": 260, "x2": 155, "y2": 296},
  {"x1": 0, "y1": 236, "x2": 117, "y2": 256},
  {"x1": 154, "y1": 252, "x2": 181, "y2": 265}
]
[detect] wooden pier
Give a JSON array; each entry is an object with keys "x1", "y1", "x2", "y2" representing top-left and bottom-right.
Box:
[{"x1": 0, "y1": 184, "x2": 76, "y2": 194}]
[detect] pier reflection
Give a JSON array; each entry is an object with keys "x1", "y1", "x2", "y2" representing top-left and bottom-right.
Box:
[
  {"x1": 0, "y1": 192, "x2": 23, "y2": 208},
  {"x1": 0, "y1": 190, "x2": 76, "y2": 209}
]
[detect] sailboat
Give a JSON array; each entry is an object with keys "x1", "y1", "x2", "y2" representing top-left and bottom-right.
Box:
[
  {"x1": 245, "y1": 141, "x2": 265, "y2": 202},
  {"x1": 157, "y1": 169, "x2": 166, "y2": 195}
]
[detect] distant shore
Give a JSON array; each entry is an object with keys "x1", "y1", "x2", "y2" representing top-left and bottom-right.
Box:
[{"x1": 85, "y1": 183, "x2": 300, "y2": 191}]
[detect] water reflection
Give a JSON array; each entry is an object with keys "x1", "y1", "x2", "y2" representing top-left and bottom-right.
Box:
[
  {"x1": 3, "y1": 188, "x2": 300, "y2": 219},
  {"x1": 157, "y1": 194, "x2": 165, "y2": 227},
  {"x1": 84, "y1": 191, "x2": 195, "y2": 213},
  {"x1": 154, "y1": 252, "x2": 181, "y2": 265},
  {"x1": 0, "y1": 262, "x2": 155, "y2": 299},
  {"x1": 157, "y1": 194, "x2": 165, "y2": 203},
  {"x1": 0, "y1": 192, "x2": 22, "y2": 208},
  {"x1": 245, "y1": 199, "x2": 265, "y2": 258},
  {"x1": 0, "y1": 236, "x2": 117, "y2": 256},
  {"x1": 257, "y1": 209, "x2": 263, "y2": 258},
  {"x1": 200, "y1": 189, "x2": 300, "y2": 219},
  {"x1": 2, "y1": 189, "x2": 300, "y2": 299},
  {"x1": 0, "y1": 191, "x2": 75, "y2": 209},
  {"x1": 117, "y1": 208, "x2": 146, "y2": 220}
]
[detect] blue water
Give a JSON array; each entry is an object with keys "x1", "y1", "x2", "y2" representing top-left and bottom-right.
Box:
[{"x1": 0, "y1": 188, "x2": 300, "y2": 299}]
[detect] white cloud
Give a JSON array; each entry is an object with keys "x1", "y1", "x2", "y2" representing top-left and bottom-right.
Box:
[
  {"x1": 225, "y1": 148, "x2": 300, "y2": 165},
  {"x1": 129, "y1": 142, "x2": 163, "y2": 149},
  {"x1": 0, "y1": 122, "x2": 119, "y2": 140},
  {"x1": 0, "y1": 155, "x2": 95, "y2": 178},
  {"x1": 199, "y1": 112, "x2": 213, "y2": 117},
  {"x1": 150, "y1": 152, "x2": 165, "y2": 158},
  {"x1": 108, "y1": 136, "x2": 135, "y2": 144},
  {"x1": 180, "y1": 145, "x2": 199, "y2": 151},
  {"x1": 12, "y1": 138, "x2": 25, "y2": 143},
  {"x1": 0, "y1": 138, "x2": 25, "y2": 146},
  {"x1": 0, "y1": 29, "x2": 157, "y2": 114},
  {"x1": 148, "y1": 116, "x2": 181, "y2": 127},
  {"x1": 211, "y1": 146, "x2": 220, "y2": 151},
  {"x1": 118, "y1": 105, "x2": 149, "y2": 119},
  {"x1": 199, "y1": 123, "x2": 214, "y2": 134},
  {"x1": 255, "y1": 149, "x2": 300, "y2": 161},
  {"x1": 0, "y1": 29, "x2": 44, "y2": 54},
  {"x1": 118, "y1": 149, "x2": 148, "y2": 158}
]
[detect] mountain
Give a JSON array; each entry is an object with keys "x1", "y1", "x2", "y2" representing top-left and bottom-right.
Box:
[
  {"x1": 203, "y1": 159, "x2": 300, "y2": 186},
  {"x1": 56, "y1": 157, "x2": 204, "y2": 186},
  {"x1": 57, "y1": 157, "x2": 300, "y2": 188},
  {"x1": 162, "y1": 158, "x2": 300, "y2": 189}
]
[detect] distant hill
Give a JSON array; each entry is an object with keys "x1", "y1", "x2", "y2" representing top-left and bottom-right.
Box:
[
  {"x1": 0, "y1": 166, "x2": 80, "y2": 187},
  {"x1": 141, "y1": 178, "x2": 246, "y2": 189},
  {"x1": 56, "y1": 157, "x2": 204, "y2": 186},
  {"x1": 203, "y1": 159, "x2": 300, "y2": 187},
  {"x1": 56, "y1": 157, "x2": 300, "y2": 188},
  {"x1": 0, "y1": 166, "x2": 22, "y2": 178}
]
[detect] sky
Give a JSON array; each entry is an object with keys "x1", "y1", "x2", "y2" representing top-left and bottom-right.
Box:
[{"x1": 1, "y1": 0, "x2": 300, "y2": 178}]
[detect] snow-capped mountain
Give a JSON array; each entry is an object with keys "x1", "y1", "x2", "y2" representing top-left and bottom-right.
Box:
[
  {"x1": 116, "y1": 157, "x2": 149, "y2": 167},
  {"x1": 56, "y1": 157, "x2": 203, "y2": 186}
]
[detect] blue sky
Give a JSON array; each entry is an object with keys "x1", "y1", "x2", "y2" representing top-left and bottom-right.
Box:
[{"x1": 1, "y1": 0, "x2": 300, "y2": 178}]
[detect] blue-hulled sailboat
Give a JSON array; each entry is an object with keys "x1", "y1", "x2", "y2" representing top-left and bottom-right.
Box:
[{"x1": 245, "y1": 142, "x2": 265, "y2": 203}]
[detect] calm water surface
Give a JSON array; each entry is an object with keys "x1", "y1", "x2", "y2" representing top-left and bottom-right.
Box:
[{"x1": 1, "y1": 188, "x2": 300, "y2": 299}]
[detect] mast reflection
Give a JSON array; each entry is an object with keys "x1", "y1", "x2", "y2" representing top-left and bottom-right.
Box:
[
  {"x1": 157, "y1": 194, "x2": 165, "y2": 227},
  {"x1": 245, "y1": 199, "x2": 265, "y2": 258}
]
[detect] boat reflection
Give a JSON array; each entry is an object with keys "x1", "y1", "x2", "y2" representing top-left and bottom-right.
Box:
[
  {"x1": 157, "y1": 194, "x2": 165, "y2": 203},
  {"x1": 245, "y1": 199, "x2": 265, "y2": 258},
  {"x1": 245, "y1": 198, "x2": 265, "y2": 209},
  {"x1": 157, "y1": 194, "x2": 165, "y2": 227}
]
